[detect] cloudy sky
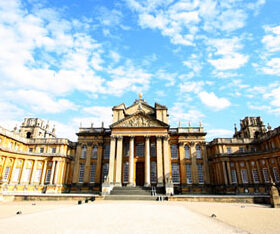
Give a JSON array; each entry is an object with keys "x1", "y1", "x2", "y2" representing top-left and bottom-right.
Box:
[{"x1": 0, "y1": 0, "x2": 279, "y2": 141}]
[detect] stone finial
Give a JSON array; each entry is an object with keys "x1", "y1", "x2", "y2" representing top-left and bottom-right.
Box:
[
  {"x1": 234, "y1": 123, "x2": 237, "y2": 133},
  {"x1": 200, "y1": 121, "x2": 203, "y2": 127},
  {"x1": 91, "y1": 123, "x2": 94, "y2": 128},
  {"x1": 101, "y1": 121, "x2": 104, "y2": 128},
  {"x1": 13, "y1": 124, "x2": 17, "y2": 131},
  {"x1": 267, "y1": 123, "x2": 272, "y2": 131},
  {"x1": 138, "y1": 93, "x2": 143, "y2": 99},
  {"x1": 80, "y1": 122, "x2": 82, "y2": 128},
  {"x1": 46, "y1": 121, "x2": 50, "y2": 130},
  {"x1": 188, "y1": 121, "x2": 191, "y2": 127},
  {"x1": 52, "y1": 125, "x2": 56, "y2": 133},
  {"x1": 178, "y1": 120, "x2": 181, "y2": 127}
]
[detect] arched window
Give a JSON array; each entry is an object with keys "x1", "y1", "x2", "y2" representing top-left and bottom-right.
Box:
[
  {"x1": 81, "y1": 145, "x2": 87, "y2": 159},
  {"x1": 171, "y1": 144, "x2": 178, "y2": 159},
  {"x1": 184, "y1": 145, "x2": 190, "y2": 159},
  {"x1": 92, "y1": 145, "x2": 98, "y2": 159},
  {"x1": 196, "y1": 145, "x2": 201, "y2": 159}
]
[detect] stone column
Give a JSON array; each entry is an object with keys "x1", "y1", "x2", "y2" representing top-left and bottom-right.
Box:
[
  {"x1": 128, "y1": 136, "x2": 135, "y2": 186},
  {"x1": 222, "y1": 161, "x2": 228, "y2": 185},
  {"x1": 10, "y1": 158, "x2": 18, "y2": 183},
  {"x1": 49, "y1": 160, "x2": 56, "y2": 185},
  {"x1": 246, "y1": 161, "x2": 253, "y2": 184},
  {"x1": 108, "y1": 136, "x2": 116, "y2": 184},
  {"x1": 30, "y1": 160, "x2": 37, "y2": 184},
  {"x1": 145, "y1": 136, "x2": 151, "y2": 187},
  {"x1": 163, "y1": 136, "x2": 171, "y2": 182},
  {"x1": 72, "y1": 144, "x2": 81, "y2": 183},
  {"x1": 84, "y1": 144, "x2": 91, "y2": 183},
  {"x1": 190, "y1": 142, "x2": 198, "y2": 184},
  {"x1": 226, "y1": 161, "x2": 232, "y2": 184},
  {"x1": 19, "y1": 159, "x2": 27, "y2": 184},
  {"x1": 256, "y1": 160, "x2": 263, "y2": 183},
  {"x1": 60, "y1": 160, "x2": 65, "y2": 185},
  {"x1": 41, "y1": 160, "x2": 48, "y2": 185},
  {"x1": 54, "y1": 161, "x2": 60, "y2": 184},
  {"x1": 115, "y1": 136, "x2": 123, "y2": 186},
  {"x1": 179, "y1": 143, "x2": 186, "y2": 184},
  {"x1": 235, "y1": 162, "x2": 242, "y2": 185},
  {"x1": 95, "y1": 143, "x2": 103, "y2": 184},
  {"x1": 156, "y1": 136, "x2": 164, "y2": 186}
]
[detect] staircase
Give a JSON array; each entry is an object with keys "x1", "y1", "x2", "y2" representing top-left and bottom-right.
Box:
[{"x1": 104, "y1": 186, "x2": 165, "y2": 200}]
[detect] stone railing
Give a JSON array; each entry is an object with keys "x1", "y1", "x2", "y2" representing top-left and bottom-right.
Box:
[
  {"x1": 170, "y1": 127, "x2": 205, "y2": 134},
  {"x1": 210, "y1": 138, "x2": 254, "y2": 145}
]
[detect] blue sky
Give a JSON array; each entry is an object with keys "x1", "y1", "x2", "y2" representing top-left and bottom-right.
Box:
[{"x1": 0, "y1": 0, "x2": 279, "y2": 141}]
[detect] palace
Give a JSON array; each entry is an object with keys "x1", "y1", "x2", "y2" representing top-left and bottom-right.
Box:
[{"x1": 1, "y1": 96, "x2": 280, "y2": 197}]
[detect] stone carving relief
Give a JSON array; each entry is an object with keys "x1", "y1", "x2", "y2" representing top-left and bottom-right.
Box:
[{"x1": 119, "y1": 116, "x2": 159, "y2": 127}]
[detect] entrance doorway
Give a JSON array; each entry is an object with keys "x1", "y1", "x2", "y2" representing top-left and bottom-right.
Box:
[{"x1": 136, "y1": 162, "x2": 144, "y2": 186}]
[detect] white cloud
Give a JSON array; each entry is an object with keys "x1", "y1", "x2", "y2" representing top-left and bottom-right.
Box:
[
  {"x1": 155, "y1": 70, "x2": 177, "y2": 87},
  {"x1": 169, "y1": 102, "x2": 204, "y2": 126},
  {"x1": 207, "y1": 37, "x2": 249, "y2": 70},
  {"x1": 207, "y1": 129, "x2": 234, "y2": 140},
  {"x1": 198, "y1": 91, "x2": 231, "y2": 110},
  {"x1": 261, "y1": 58, "x2": 280, "y2": 76},
  {"x1": 82, "y1": 106, "x2": 113, "y2": 127},
  {"x1": 262, "y1": 25, "x2": 280, "y2": 53},
  {"x1": 180, "y1": 81, "x2": 204, "y2": 94}
]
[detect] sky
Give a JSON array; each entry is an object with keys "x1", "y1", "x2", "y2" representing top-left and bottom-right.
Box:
[{"x1": 0, "y1": 0, "x2": 279, "y2": 141}]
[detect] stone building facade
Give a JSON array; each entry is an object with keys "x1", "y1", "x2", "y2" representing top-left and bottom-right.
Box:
[{"x1": 1, "y1": 97, "x2": 280, "y2": 196}]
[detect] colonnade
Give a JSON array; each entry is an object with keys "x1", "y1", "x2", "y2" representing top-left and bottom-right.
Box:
[{"x1": 108, "y1": 135, "x2": 170, "y2": 187}]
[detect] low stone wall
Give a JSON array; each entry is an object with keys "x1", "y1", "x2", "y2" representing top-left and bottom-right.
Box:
[{"x1": 169, "y1": 195, "x2": 270, "y2": 204}]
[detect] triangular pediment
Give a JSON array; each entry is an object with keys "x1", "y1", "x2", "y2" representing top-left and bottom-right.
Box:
[{"x1": 110, "y1": 112, "x2": 169, "y2": 128}]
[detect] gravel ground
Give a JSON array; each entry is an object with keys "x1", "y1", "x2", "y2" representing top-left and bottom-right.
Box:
[{"x1": 0, "y1": 201, "x2": 243, "y2": 234}]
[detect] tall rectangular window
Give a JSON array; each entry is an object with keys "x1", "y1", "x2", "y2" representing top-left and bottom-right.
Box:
[
  {"x1": 150, "y1": 143, "x2": 156, "y2": 157},
  {"x1": 51, "y1": 147, "x2": 56, "y2": 153},
  {"x1": 12, "y1": 167, "x2": 21, "y2": 182},
  {"x1": 34, "y1": 169, "x2": 42, "y2": 183},
  {"x1": 239, "y1": 147, "x2": 245, "y2": 153},
  {"x1": 104, "y1": 145, "x2": 110, "y2": 159},
  {"x1": 123, "y1": 162, "x2": 129, "y2": 183},
  {"x1": 23, "y1": 168, "x2": 31, "y2": 182},
  {"x1": 45, "y1": 169, "x2": 51, "y2": 183},
  {"x1": 171, "y1": 145, "x2": 178, "y2": 159},
  {"x1": 241, "y1": 169, "x2": 248, "y2": 184},
  {"x1": 273, "y1": 167, "x2": 279, "y2": 182},
  {"x1": 252, "y1": 169, "x2": 260, "y2": 183},
  {"x1": 136, "y1": 143, "x2": 144, "y2": 157},
  {"x1": 185, "y1": 145, "x2": 190, "y2": 159},
  {"x1": 81, "y1": 146, "x2": 87, "y2": 159},
  {"x1": 196, "y1": 145, "x2": 201, "y2": 159},
  {"x1": 40, "y1": 147, "x2": 44, "y2": 153},
  {"x1": 197, "y1": 163, "x2": 204, "y2": 184},
  {"x1": 150, "y1": 161, "x2": 157, "y2": 183},
  {"x1": 185, "y1": 164, "x2": 192, "y2": 184},
  {"x1": 227, "y1": 147, "x2": 232, "y2": 154},
  {"x1": 3, "y1": 167, "x2": 10, "y2": 181},
  {"x1": 29, "y1": 148, "x2": 33, "y2": 152},
  {"x1": 102, "y1": 163, "x2": 109, "y2": 182},
  {"x1": 79, "y1": 164, "x2": 85, "y2": 183},
  {"x1": 263, "y1": 168, "x2": 270, "y2": 183},
  {"x1": 123, "y1": 142, "x2": 130, "y2": 157},
  {"x1": 90, "y1": 164, "x2": 96, "y2": 183},
  {"x1": 92, "y1": 145, "x2": 98, "y2": 159},
  {"x1": 231, "y1": 170, "x2": 237, "y2": 184},
  {"x1": 171, "y1": 163, "x2": 180, "y2": 184}
]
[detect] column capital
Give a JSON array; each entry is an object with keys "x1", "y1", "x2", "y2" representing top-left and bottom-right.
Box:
[
  {"x1": 98, "y1": 142, "x2": 104, "y2": 147},
  {"x1": 178, "y1": 142, "x2": 184, "y2": 146},
  {"x1": 145, "y1": 135, "x2": 151, "y2": 139},
  {"x1": 110, "y1": 135, "x2": 117, "y2": 139},
  {"x1": 116, "y1": 135, "x2": 123, "y2": 139},
  {"x1": 189, "y1": 141, "x2": 195, "y2": 146},
  {"x1": 129, "y1": 135, "x2": 135, "y2": 139},
  {"x1": 156, "y1": 135, "x2": 163, "y2": 139},
  {"x1": 162, "y1": 135, "x2": 169, "y2": 140}
]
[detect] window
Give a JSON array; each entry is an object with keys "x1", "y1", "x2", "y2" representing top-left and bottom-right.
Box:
[
  {"x1": 51, "y1": 147, "x2": 56, "y2": 153},
  {"x1": 171, "y1": 144, "x2": 178, "y2": 159},
  {"x1": 263, "y1": 168, "x2": 270, "y2": 183},
  {"x1": 40, "y1": 147, "x2": 44, "y2": 153},
  {"x1": 104, "y1": 144, "x2": 110, "y2": 159},
  {"x1": 23, "y1": 168, "x2": 31, "y2": 182},
  {"x1": 29, "y1": 147, "x2": 33, "y2": 152},
  {"x1": 171, "y1": 163, "x2": 180, "y2": 184},
  {"x1": 92, "y1": 145, "x2": 98, "y2": 159},
  {"x1": 241, "y1": 169, "x2": 248, "y2": 184},
  {"x1": 12, "y1": 167, "x2": 21, "y2": 182},
  {"x1": 81, "y1": 145, "x2": 87, "y2": 159},
  {"x1": 123, "y1": 162, "x2": 129, "y2": 183},
  {"x1": 90, "y1": 164, "x2": 96, "y2": 183},
  {"x1": 150, "y1": 161, "x2": 157, "y2": 183},
  {"x1": 185, "y1": 164, "x2": 192, "y2": 184},
  {"x1": 136, "y1": 143, "x2": 144, "y2": 157},
  {"x1": 123, "y1": 142, "x2": 129, "y2": 157},
  {"x1": 251, "y1": 147, "x2": 257, "y2": 152},
  {"x1": 34, "y1": 169, "x2": 42, "y2": 183},
  {"x1": 79, "y1": 164, "x2": 85, "y2": 183},
  {"x1": 185, "y1": 145, "x2": 190, "y2": 159},
  {"x1": 197, "y1": 163, "x2": 204, "y2": 184},
  {"x1": 45, "y1": 169, "x2": 51, "y2": 183},
  {"x1": 196, "y1": 145, "x2": 201, "y2": 159},
  {"x1": 239, "y1": 147, "x2": 245, "y2": 153},
  {"x1": 227, "y1": 147, "x2": 232, "y2": 154},
  {"x1": 9, "y1": 142, "x2": 12, "y2": 149},
  {"x1": 231, "y1": 170, "x2": 237, "y2": 184},
  {"x1": 15, "y1": 144, "x2": 19, "y2": 151},
  {"x1": 102, "y1": 163, "x2": 109, "y2": 182},
  {"x1": 273, "y1": 167, "x2": 279, "y2": 182},
  {"x1": 150, "y1": 143, "x2": 156, "y2": 157},
  {"x1": 252, "y1": 169, "x2": 260, "y2": 183},
  {"x1": 3, "y1": 166, "x2": 11, "y2": 181}
]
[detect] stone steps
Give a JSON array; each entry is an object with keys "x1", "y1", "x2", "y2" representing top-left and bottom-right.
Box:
[
  {"x1": 110, "y1": 186, "x2": 151, "y2": 195},
  {"x1": 104, "y1": 195, "x2": 161, "y2": 201}
]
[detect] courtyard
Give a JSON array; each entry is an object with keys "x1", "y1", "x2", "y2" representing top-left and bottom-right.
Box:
[{"x1": 0, "y1": 201, "x2": 279, "y2": 234}]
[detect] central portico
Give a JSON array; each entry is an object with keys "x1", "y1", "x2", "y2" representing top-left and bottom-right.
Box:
[{"x1": 107, "y1": 95, "x2": 171, "y2": 189}]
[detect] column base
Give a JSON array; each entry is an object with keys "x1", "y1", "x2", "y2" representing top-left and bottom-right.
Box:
[
  {"x1": 157, "y1": 183, "x2": 164, "y2": 187},
  {"x1": 127, "y1": 183, "x2": 136, "y2": 187},
  {"x1": 114, "y1": 182, "x2": 122, "y2": 187},
  {"x1": 144, "y1": 183, "x2": 151, "y2": 187}
]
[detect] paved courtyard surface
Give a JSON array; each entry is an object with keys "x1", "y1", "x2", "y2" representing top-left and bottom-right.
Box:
[{"x1": 0, "y1": 201, "x2": 243, "y2": 234}]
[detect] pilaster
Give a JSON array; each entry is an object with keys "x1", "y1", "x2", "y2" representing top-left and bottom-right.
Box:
[
  {"x1": 145, "y1": 136, "x2": 151, "y2": 187},
  {"x1": 115, "y1": 136, "x2": 123, "y2": 186}
]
